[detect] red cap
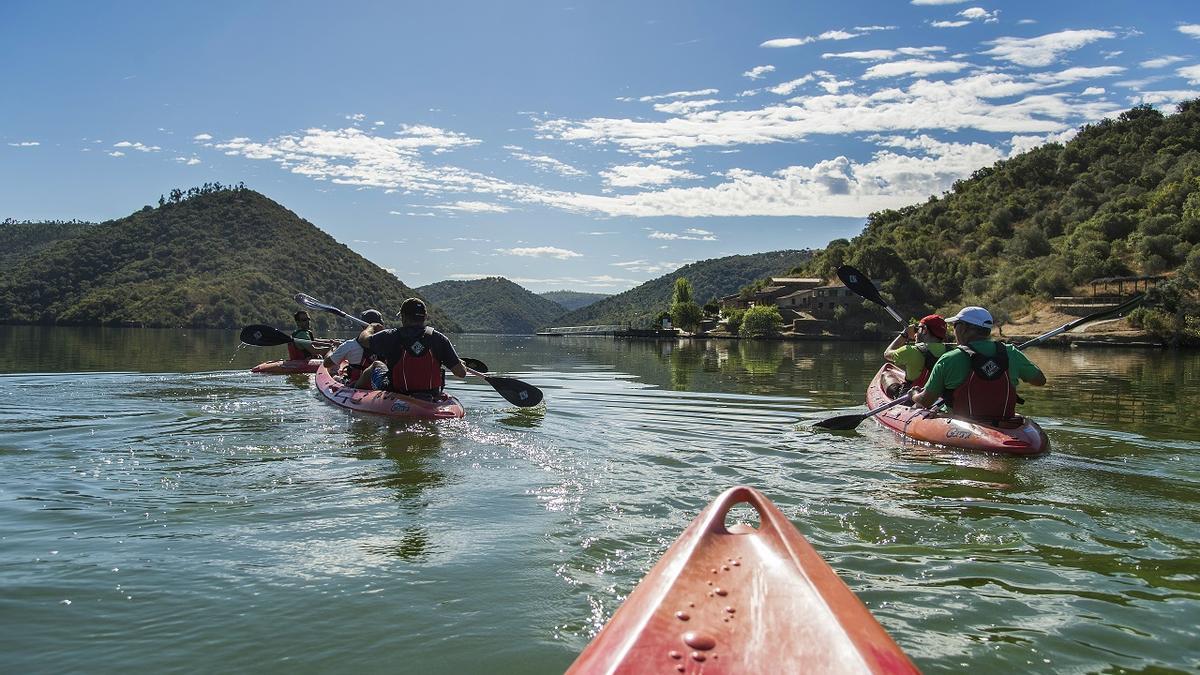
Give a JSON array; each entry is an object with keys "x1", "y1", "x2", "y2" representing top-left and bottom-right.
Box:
[{"x1": 919, "y1": 314, "x2": 947, "y2": 339}]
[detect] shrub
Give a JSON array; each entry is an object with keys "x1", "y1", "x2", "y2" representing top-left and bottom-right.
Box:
[{"x1": 741, "y1": 305, "x2": 782, "y2": 337}]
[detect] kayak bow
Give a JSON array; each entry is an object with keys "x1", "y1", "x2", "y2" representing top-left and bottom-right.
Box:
[
  {"x1": 568, "y1": 486, "x2": 917, "y2": 674},
  {"x1": 250, "y1": 358, "x2": 321, "y2": 375}
]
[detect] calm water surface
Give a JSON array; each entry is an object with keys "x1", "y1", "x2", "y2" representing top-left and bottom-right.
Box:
[{"x1": 0, "y1": 326, "x2": 1197, "y2": 673}]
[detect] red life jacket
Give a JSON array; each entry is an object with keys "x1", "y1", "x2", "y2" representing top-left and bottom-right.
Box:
[
  {"x1": 386, "y1": 327, "x2": 444, "y2": 393},
  {"x1": 343, "y1": 346, "x2": 375, "y2": 386},
  {"x1": 286, "y1": 342, "x2": 306, "y2": 361},
  {"x1": 946, "y1": 342, "x2": 1017, "y2": 422}
]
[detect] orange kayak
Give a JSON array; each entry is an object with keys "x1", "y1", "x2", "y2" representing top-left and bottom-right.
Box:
[
  {"x1": 567, "y1": 486, "x2": 918, "y2": 674},
  {"x1": 314, "y1": 363, "x2": 465, "y2": 420},
  {"x1": 867, "y1": 364, "x2": 1048, "y2": 455},
  {"x1": 250, "y1": 358, "x2": 321, "y2": 374}
]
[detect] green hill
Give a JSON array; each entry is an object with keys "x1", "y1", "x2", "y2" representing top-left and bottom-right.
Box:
[
  {"x1": 1, "y1": 219, "x2": 95, "y2": 269},
  {"x1": 417, "y1": 277, "x2": 566, "y2": 333},
  {"x1": 539, "y1": 290, "x2": 610, "y2": 312},
  {"x1": 794, "y1": 101, "x2": 1200, "y2": 339},
  {"x1": 0, "y1": 185, "x2": 458, "y2": 331},
  {"x1": 553, "y1": 250, "x2": 813, "y2": 327}
]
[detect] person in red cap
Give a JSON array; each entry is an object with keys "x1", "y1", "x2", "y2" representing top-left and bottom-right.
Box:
[
  {"x1": 881, "y1": 314, "x2": 949, "y2": 397},
  {"x1": 355, "y1": 298, "x2": 466, "y2": 398}
]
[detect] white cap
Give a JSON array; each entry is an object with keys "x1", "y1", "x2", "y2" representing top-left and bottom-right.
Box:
[{"x1": 947, "y1": 306, "x2": 993, "y2": 329}]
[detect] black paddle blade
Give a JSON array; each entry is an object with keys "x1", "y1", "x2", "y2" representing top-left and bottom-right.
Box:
[
  {"x1": 240, "y1": 325, "x2": 293, "y2": 346},
  {"x1": 485, "y1": 376, "x2": 544, "y2": 408},
  {"x1": 812, "y1": 413, "x2": 868, "y2": 431},
  {"x1": 836, "y1": 265, "x2": 887, "y2": 307},
  {"x1": 461, "y1": 357, "x2": 489, "y2": 373}
]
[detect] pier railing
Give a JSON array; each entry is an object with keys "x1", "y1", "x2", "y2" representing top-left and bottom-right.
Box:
[{"x1": 538, "y1": 324, "x2": 627, "y2": 336}]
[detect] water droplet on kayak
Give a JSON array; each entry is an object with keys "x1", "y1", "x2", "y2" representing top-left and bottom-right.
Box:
[
  {"x1": 675, "y1": 611, "x2": 690, "y2": 621},
  {"x1": 711, "y1": 568, "x2": 718, "y2": 574},
  {"x1": 722, "y1": 565, "x2": 731, "y2": 571},
  {"x1": 731, "y1": 560, "x2": 741, "y2": 566},
  {"x1": 724, "y1": 606, "x2": 736, "y2": 614},
  {"x1": 675, "y1": 665, "x2": 685, "y2": 672},
  {"x1": 683, "y1": 631, "x2": 716, "y2": 650},
  {"x1": 714, "y1": 588, "x2": 728, "y2": 596},
  {"x1": 669, "y1": 650, "x2": 682, "y2": 660},
  {"x1": 691, "y1": 652, "x2": 707, "y2": 662}
]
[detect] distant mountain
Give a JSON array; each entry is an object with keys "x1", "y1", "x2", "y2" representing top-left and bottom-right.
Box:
[
  {"x1": 417, "y1": 277, "x2": 566, "y2": 333},
  {"x1": 0, "y1": 185, "x2": 459, "y2": 331},
  {"x1": 553, "y1": 250, "x2": 813, "y2": 327},
  {"x1": 539, "y1": 290, "x2": 610, "y2": 312}
]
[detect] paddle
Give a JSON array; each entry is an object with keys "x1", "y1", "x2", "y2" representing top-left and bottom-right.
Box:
[
  {"x1": 294, "y1": 293, "x2": 544, "y2": 407},
  {"x1": 813, "y1": 391, "x2": 914, "y2": 431},
  {"x1": 239, "y1": 325, "x2": 332, "y2": 352},
  {"x1": 837, "y1": 265, "x2": 905, "y2": 325}
]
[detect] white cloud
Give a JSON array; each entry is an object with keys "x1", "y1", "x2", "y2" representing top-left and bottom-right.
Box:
[
  {"x1": 761, "y1": 30, "x2": 861, "y2": 48},
  {"x1": 1178, "y1": 24, "x2": 1200, "y2": 38},
  {"x1": 743, "y1": 65, "x2": 776, "y2": 80},
  {"x1": 983, "y1": 29, "x2": 1115, "y2": 67},
  {"x1": 7, "y1": 141, "x2": 39, "y2": 147},
  {"x1": 653, "y1": 98, "x2": 723, "y2": 114},
  {"x1": 768, "y1": 76, "x2": 814, "y2": 95},
  {"x1": 611, "y1": 260, "x2": 684, "y2": 275},
  {"x1": 932, "y1": 21, "x2": 970, "y2": 28},
  {"x1": 174, "y1": 156, "x2": 202, "y2": 165},
  {"x1": 428, "y1": 247, "x2": 454, "y2": 252},
  {"x1": 1141, "y1": 56, "x2": 1185, "y2": 69},
  {"x1": 587, "y1": 231, "x2": 617, "y2": 235},
  {"x1": 193, "y1": 133, "x2": 213, "y2": 141},
  {"x1": 824, "y1": 49, "x2": 897, "y2": 61},
  {"x1": 601, "y1": 163, "x2": 702, "y2": 187},
  {"x1": 1081, "y1": 87, "x2": 1105, "y2": 95},
  {"x1": 649, "y1": 228, "x2": 718, "y2": 241},
  {"x1": 911, "y1": 0, "x2": 968, "y2": 4},
  {"x1": 1018, "y1": 19, "x2": 1037, "y2": 25},
  {"x1": 863, "y1": 59, "x2": 970, "y2": 79},
  {"x1": 108, "y1": 151, "x2": 125, "y2": 157},
  {"x1": 1007, "y1": 128, "x2": 1078, "y2": 156},
  {"x1": 632, "y1": 88, "x2": 720, "y2": 102},
  {"x1": 958, "y1": 7, "x2": 999, "y2": 23},
  {"x1": 498, "y1": 246, "x2": 582, "y2": 260},
  {"x1": 429, "y1": 201, "x2": 512, "y2": 213},
  {"x1": 1181, "y1": 65, "x2": 1200, "y2": 85},
  {"x1": 507, "y1": 149, "x2": 586, "y2": 176},
  {"x1": 114, "y1": 140, "x2": 161, "y2": 152},
  {"x1": 1128, "y1": 89, "x2": 1200, "y2": 106},
  {"x1": 346, "y1": 113, "x2": 366, "y2": 121}
]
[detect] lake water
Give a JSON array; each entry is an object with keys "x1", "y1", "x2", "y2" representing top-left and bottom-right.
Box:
[{"x1": 0, "y1": 326, "x2": 1197, "y2": 673}]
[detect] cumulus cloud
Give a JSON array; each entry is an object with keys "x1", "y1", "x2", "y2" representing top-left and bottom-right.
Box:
[
  {"x1": 932, "y1": 21, "x2": 970, "y2": 28},
  {"x1": 624, "y1": 88, "x2": 720, "y2": 102},
  {"x1": 497, "y1": 246, "x2": 582, "y2": 259},
  {"x1": 983, "y1": 29, "x2": 1115, "y2": 67},
  {"x1": 862, "y1": 59, "x2": 970, "y2": 79},
  {"x1": 193, "y1": 133, "x2": 213, "y2": 141},
  {"x1": 1141, "y1": 56, "x2": 1185, "y2": 69},
  {"x1": 601, "y1": 163, "x2": 702, "y2": 187},
  {"x1": 958, "y1": 7, "x2": 999, "y2": 23},
  {"x1": 1179, "y1": 24, "x2": 1200, "y2": 38},
  {"x1": 653, "y1": 98, "x2": 724, "y2": 114},
  {"x1": 743, "y1": 65, "x2": 776, "y2": 79},
  {"x1": 761, "y1": 30, "x2": 861, "y2": 48},
  {"x1": 506, "y1": 148, "x2": 586, "y2": 176},
  {"x1": 1128, "y1": 89, "x2": 1200, "y2": 106},
  {"x1": 114, "y1": 140, "x2": 161, "y2": 152},
  {"x1": 7, "y1": 141, "x2": 39, "y2": 147},
  {"x1": 611, "y1": 260, "x2": 685, "y2": 275},
  {"x1": 428, "y1": 201, "x2": 512, "y2": 213},
  {"x1": 174, "y1": 156, "x2": 202, "y2": 165},
  {"x1": 108, "y1": 151, "x2": 125, "y2": 157},
  {"x1": 1181, "y1": 65, "x2": 1200, "y2": 85},
  {"x1": 649, "y1": 228, "x2": 718, "y2": 241},
  {"x1": 824, "y1": 46, "x2": 946, "y2": 60},
  {"x1": 1081, "y1": 87, "x2": 1106, "y2": 95}
]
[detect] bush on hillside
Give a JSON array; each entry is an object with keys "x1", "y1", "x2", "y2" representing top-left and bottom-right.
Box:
[{"x1": 741, "y1": 305, "x2": 782, "y2": 337}]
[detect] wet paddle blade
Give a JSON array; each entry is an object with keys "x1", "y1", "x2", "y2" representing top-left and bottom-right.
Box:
[
  {"x1": 485, "y1": 375, "x2": 543, "y2": 407},
  {"x1": 240, "y1": 325, "x2": 293, "y2": 346},
  {"x1": 461, "y1": 357, "x2": 489, "y2": 373},
  {"x1": 812, "y1": 413, "x2": 868, "y2": 431}
]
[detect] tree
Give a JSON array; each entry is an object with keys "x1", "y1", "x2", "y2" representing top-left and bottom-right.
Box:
[
  {"x1": 741, "y1": 305, "x2": 782, "y2": 337},
  {"x1": 670, "y1": 277, "x2": 703, "y2": 332}
]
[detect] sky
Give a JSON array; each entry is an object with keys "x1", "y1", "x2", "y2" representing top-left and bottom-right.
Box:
[{"x1": 3, "y1": 1, "x2": 1199, "y2": 293}]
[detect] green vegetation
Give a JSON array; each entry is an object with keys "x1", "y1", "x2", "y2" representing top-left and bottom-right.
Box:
[
  {"x1": 539, "y1": 290, "x2": 610, "y2": 312},
  {"x1": 0, "y1": 185, "x2": 458, "y2": 331},
  {"x1": 417, "y1": 277, "x2": 566, "y2": 333},
  {"x1": 554, "y1": 250, "x2": 812, "y2": 327},
  {"x1": 779, "y1": 100, "x2": 1200, "y2": 344},
  {"x1": 741, "y1": 305, "x2": 782, "y2": 337},
  {"x1": 669, "y1": 278, "x2": 703, "y2": 333}
]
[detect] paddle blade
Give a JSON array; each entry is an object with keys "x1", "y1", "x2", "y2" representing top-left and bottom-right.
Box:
[
  {"x1": 836, "y1": 265, "x2": 887, "y2": 307},
  {"x1": 461, "y1": 357, "x2": 489, "y2": 373},
  {"x1": 240, "y1": 325, "x2": 293, "y2": 346},
  {"x1": 812, "y1": 413, "x2": 868, "y2": 431},
  {"x1": 485, "y1": 375, "x2": 544, "y2": 408}
]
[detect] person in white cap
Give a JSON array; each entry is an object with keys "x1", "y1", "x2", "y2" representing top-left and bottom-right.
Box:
[
  {"x1": 323, "y1": 309, "x2": 385, "y2": 388},
  {"x1": 912, "y1": 306, "x2": 1046, "y2": 422}
]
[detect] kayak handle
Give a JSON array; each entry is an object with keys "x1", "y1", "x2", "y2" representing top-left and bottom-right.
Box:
[{"x1": 706, "y1": 485, "x2": 781, "y2": 536}]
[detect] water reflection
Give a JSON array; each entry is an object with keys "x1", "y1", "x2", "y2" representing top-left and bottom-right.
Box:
[{"x1": 498, "y1": 408, "x2": 545, "y2": 429}]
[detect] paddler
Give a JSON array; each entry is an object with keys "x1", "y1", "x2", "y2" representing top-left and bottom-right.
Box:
[
  {"x1": 288, "y1": 310, "x2": 333, "y2": 360},
  {"x1": 357, "y1": 298, "x2": 467, "y2": 399},
  {"x1": 881, "y1": 314, "x2": 948, "y2": 398},
  {"x1": 323, "y1": 309, "x2": 384, "y2": 388},
  {"x1": 912, "y1": 306, "x2": 1046, "y2": 422}
]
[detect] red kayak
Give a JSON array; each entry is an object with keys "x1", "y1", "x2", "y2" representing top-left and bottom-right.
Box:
[
  {"x1": 250, "y1": 358, "x2": 321, "y2": 374},
  {"x1": 866, "y1": 364, "x2": 1048, "y2": 455},
  {"x1": 567, "y1": 486, "x2": 918, "y2": 674},
  {"x1": 314, "y1": 363, "x2": 465, "y2": 420}
]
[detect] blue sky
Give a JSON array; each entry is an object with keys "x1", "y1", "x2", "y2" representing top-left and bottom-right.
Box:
[{"x1": 3, "y1": 1, "x2": 1199, "y2": 293}]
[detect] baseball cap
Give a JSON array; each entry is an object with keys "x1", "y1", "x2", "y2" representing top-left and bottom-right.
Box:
[
  {"x1": 398, "y1": 298, "x2": 427, "y2": 320},
  {"x1": 360, "y1": 309, "x2": 384, "y2": 324},
  {"x1": 946, "y1": 306, "x2": 993, "y2": 329},
  {"x1": 918, "y1": 314, "x2": 947, "y2": 339}
]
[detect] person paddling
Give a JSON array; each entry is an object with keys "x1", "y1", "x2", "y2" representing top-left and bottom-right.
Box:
[
  {"x1": 881, "y1": 314, "x2": 948, "y2": 398},
  {"x1": 912, "y1": 307, "x2": 1046, "y2": 422},
  {"x1": 323, "y1": 309, "x2": 384, "y2": 388},
  {"x1": 288, "y1": 310, "x2": 333, "y2": 360},
  {"x1": 358, "y1": 298, "x2": 467, "y2": 399}
]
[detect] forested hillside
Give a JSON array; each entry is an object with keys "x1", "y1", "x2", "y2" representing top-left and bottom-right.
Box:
[
  {"x1": 416, "y1": 277, "x2": 566, "y2": 333},
  {"x1": 797, "y1": 101, "x2": 1200, "y2": 338},
  {"x1": 554, "y1": 250, "x2": 812, "y2": 327},
  {"x1": 1, "y1": 219, "x2": 95, "y2": 268},
  {"x1": 0, "y1": 185, "x2": 458, "y2": 331},
  {"x1": 540, "y1": 290, "x2": 609, "y2": 312}
]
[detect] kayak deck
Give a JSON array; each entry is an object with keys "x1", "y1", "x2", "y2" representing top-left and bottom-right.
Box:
[
  {"x1": 315, "y1": 363, "x2": 465, "y2": 420},
  {"x1": 568, "y1": 486, "x2": 917, "y2": 674},
  {"x1": 866, "y1": 364, "x2": 1048, "y2": 455},
  {"x1": 250, "y1": 358, "x2": 321, "y2": 374}
]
